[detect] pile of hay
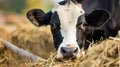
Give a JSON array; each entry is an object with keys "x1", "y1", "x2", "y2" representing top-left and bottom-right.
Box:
[
  {"x1": 0, "y1": 26, "x2": 18, "y2": 67},
  {"x1": 27, "y1": 38, "x2": 120, "y2": 67},
  {"x1": 0, "y1": 24, "x2": 56, "y2": 67},
  {"x1": 11, "y1": 26, "x2": 55, "y2": 59},
  {"x1": 0, "y1": 13, "x2": 56, "y2": 66},
  {"x1": 78, "y1": 39, "x2": 120, "y2": 67}
]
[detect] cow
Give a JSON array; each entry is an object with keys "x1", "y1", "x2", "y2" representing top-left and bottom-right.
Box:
[{"x1": 26, "y1": 0, "x2": 120, "y2": 59}]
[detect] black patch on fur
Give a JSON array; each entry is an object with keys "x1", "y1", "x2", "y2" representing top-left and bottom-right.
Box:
[
  {"x1": 85, "y1": 9, "x2": 111, "y2": 27},
  {"x1": 77, "y1": 0, "x2": 120, "y2": 50},
  {"x1": 71, "y1": 0, "x2": 83, "y2": 3},
  {"x1": 59, "y1": 1, "x2": 67, "y2": 5},
  {"x1": 27, "y1": 9, "x2": 53, "y2": 26},
  {"x1": 50, "y1": 12, "x2": 63, "y2": 50}
]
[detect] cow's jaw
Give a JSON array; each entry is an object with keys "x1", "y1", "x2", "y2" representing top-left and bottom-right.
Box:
[{"x1": 52, "y1": 2, "x2": 85, "y2": 59}]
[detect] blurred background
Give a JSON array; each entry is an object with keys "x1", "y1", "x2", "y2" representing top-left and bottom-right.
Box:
[
  {"x1": 0, "y1": 0, "x2": 119, "y2": 67},
  {"x1": 0, "y1": 0, "x2": 62, "y2": 67},
  {"x1": 0, "y1": 0, "x2": 63, "y2": 13}
]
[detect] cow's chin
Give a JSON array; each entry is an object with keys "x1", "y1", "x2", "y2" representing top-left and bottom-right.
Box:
[{"x1": 56, "y1": 48, "x2": 85, "y2": 60}]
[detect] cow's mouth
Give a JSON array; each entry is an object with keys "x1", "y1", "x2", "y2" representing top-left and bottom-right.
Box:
[
  {"x1": 57, "y1": 55, "x2": 77, "y2": 61},
  {"x1": 63, "y1": 55, "x2": 77, "y2": 60}
]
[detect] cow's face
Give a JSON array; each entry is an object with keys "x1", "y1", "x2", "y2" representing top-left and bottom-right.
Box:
[
  {"x1": 50, "y1": 1, "x2": 85, "y2": 59},
  {"x1": 27, "y1": 0, "x2": 84, "y2": 59},
  {"x1": 26, "y1": 0, "x2": 111, "y2": 59},
  {"x1": 76, "y1": 9, "x2": 111, "y2": 49}
]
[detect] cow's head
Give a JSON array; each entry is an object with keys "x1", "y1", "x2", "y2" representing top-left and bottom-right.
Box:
[
  {"x1": 77, "y1": 9, "x2": 111, "y2": 50},
  {"x1": 26, "y1": 0, "x2": 111, "y2": 59}
]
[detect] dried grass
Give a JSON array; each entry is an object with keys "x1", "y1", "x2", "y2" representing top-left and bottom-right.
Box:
[
  {"x1": 0, "y1": 18, "x2": 120, "y2": 67},
  {"x1": 27, "y1": 39, "x2": 120, "y2": 67},
  {"x1": 11, "y1": 26, "x2": 55, "y2": 59}
]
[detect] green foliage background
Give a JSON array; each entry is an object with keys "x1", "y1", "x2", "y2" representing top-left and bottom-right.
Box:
[{"x1": 0, "y1": 0, "x2": 53, "y2": 13}]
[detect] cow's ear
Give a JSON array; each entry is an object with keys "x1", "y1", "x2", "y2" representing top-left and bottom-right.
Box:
[
  {"x1": 85, "y1": 9, "x2": 111, "y2": 27},
  {"x1": 27, "y1": 9, "x2": 52, "y2": 26}
]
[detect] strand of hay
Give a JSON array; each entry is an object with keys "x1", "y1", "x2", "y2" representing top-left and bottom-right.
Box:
[
  {"x1": 0, "y1": 38, "x2": 47, "y2": 62},
  {"x1": 109, "y1": 37, "x2": 120, "y2": 41}
]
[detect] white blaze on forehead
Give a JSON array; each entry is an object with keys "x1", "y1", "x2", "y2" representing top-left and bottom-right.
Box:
[{"x1": 52, "y1": 2, "x2": 85, "y2": 58}]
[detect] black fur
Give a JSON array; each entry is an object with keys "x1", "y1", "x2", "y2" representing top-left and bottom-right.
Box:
[
  {"x1": 77, "y1": 0, "x2": 120, "y2": 49},
  {"x1": 50, "y1": 12, "x2": 63, "y2": 49},
  {"x1": 27, "y1": 9, "x2": 52, "y2": 26},
  {"x1": 85, "y1": 9, "x2": 111, "y2": 27},
  {"x1": 72, "y1": 0, "x2": 83, "y2": 3},
  {"x1": 59, "y1": 0, "x2": 67, "y2": 5}
]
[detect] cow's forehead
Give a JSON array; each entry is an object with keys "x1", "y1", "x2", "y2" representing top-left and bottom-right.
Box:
[
  {"x1": 52, "y1": 2, "x2": 85, "y2": 26},
  {"x1": 52, "y1": 2, "x2": 84, "y2": 13}
]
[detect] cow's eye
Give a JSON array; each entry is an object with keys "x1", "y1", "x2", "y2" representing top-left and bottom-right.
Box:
[
  {"x1": 51, "y1": 23, "x2": 57, "y2": 29},
  {"x1": 51, "y1": 23, "x2": 60, "y2": 30},
  {"x1": 77, "y1": 24, "x2": 84, "y2": 29},
  {"x1": 77, "y1": 23, "x2": 88, "y2": 32},
  {"x1": 78, "y1": 25, "x2": 83, "y2": 30},
  {"x1": 80, "y1": 11, "x2": 83, "y2": 13}
]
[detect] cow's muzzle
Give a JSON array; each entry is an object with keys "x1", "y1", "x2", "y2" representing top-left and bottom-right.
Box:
[{"x1": 60, "y1": 46, "x2": 78, "y2": 59}]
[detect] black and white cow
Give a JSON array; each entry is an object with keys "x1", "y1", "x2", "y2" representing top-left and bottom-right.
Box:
[{"x1": 26, "y1": 0, "x2": 120, "y2": 59}]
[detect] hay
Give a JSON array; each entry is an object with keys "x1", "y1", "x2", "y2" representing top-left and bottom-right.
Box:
[
  {"x1": 11, "y1": 26, "x2": 55, "y2": 59},
  {"x1": 0, "y1": 26, "x2": 18, "y2": 67},
  {"x1": 0, "y1": 17, "x2": 55, "y2": 66},
  {"x1": 78, "y1": 39, "x2": 120, "y2": 67},
  {"x1": 28, "y1": 39, "x2": 120, "y2": 67}
]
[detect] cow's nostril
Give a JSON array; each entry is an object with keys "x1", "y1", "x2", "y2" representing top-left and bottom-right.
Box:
[
  {"x1": 61, "y1": 47, "x2": 66, "y2": 54},
  {"x1": 74, "y1": 48, "x2": 78, "y2": 53},
  {"x1": 60, "y1": 47, "x2": 78, "y2": 59}
]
